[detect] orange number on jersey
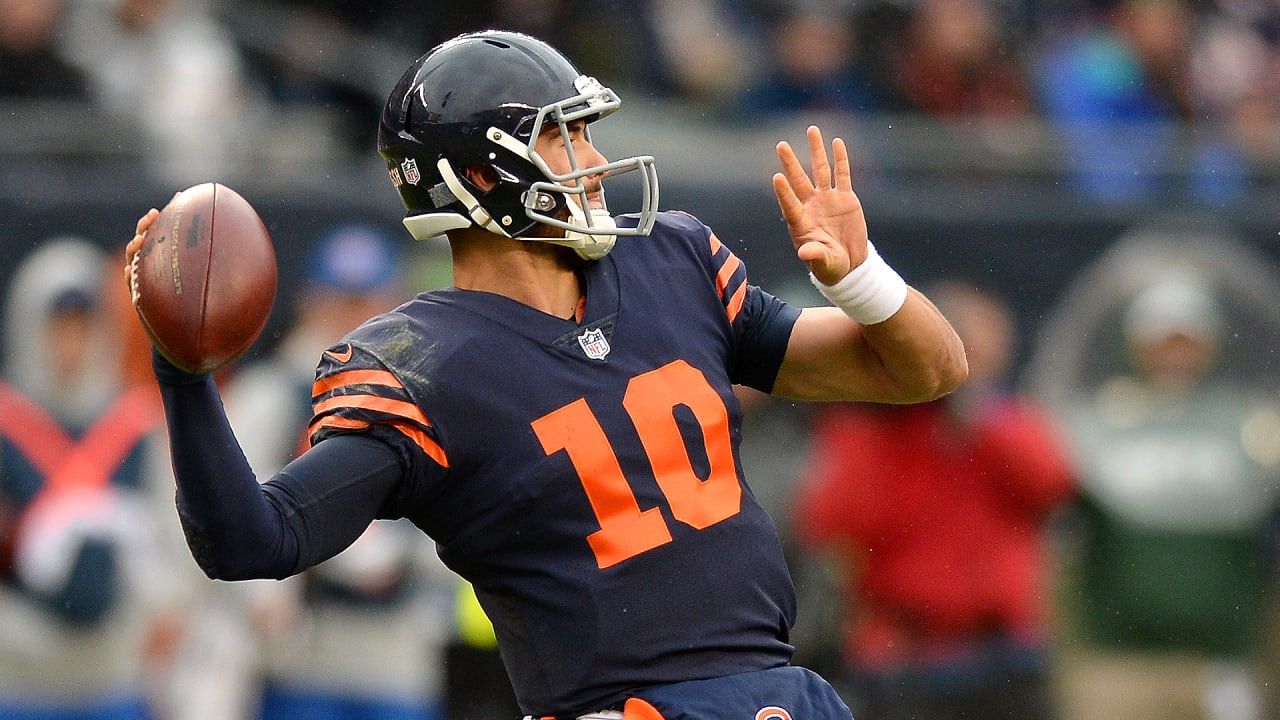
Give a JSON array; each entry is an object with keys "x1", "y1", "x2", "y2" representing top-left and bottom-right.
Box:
[
  {"x1": 624, "y1": 360, "x2": 741, "y2": 530},
  {"x1": 532, "y1": 398, "x2": 672, "y2": 569},
  {"x1": 532, "y1": 360, "x2": 742, "y2": 568}
]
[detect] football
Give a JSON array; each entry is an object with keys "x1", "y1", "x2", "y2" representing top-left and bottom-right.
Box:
[{"x1": 132, "y1": 182, "x2": 277, "y2": 374}]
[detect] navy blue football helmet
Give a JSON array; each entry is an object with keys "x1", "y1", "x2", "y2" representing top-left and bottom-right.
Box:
[{"x1": 377, "y1": 31, "x2": 658, "y2": 259}]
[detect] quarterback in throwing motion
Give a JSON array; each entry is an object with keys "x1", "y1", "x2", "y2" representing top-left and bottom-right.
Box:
[{"x1": 127, "y1": 31, "x2": 966, "y2": 720}]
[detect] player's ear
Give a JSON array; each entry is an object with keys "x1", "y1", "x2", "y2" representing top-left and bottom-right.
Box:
[{"x1": 462, "y1": 165, "x2": 500, "y2": 192}]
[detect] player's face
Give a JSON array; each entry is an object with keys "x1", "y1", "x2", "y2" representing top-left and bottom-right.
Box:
[
  {"x1": 48, "y1": 308, "x2": 94, "y2": 380},
  {"x1": 535, "y1": 120, "x2": 607, "y2": 211},
  {"x1": 1131, "y1": 331, "x2": 1216, "y2": 390}
]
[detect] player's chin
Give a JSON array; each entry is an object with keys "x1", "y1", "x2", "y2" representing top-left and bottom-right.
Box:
[
  {"x1": 527, "y1": 223, "x2": 567, "y2": 240},
  {"x1": 526, "y1": 207, "x2": 574, "y2": 239}
]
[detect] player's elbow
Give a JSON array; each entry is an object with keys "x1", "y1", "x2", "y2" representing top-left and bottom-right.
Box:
[
  {"x1": 885, "y1": 344, "x2": 969, "y2": 404},
  {"x1": 192, "y1": 552, "x2": 291, "y2": 583},
  {"x1": 917, "y1": 343, "x2": 970, "y2": 402},
  {"x1": 186, "y1": 541, "x2": 258, "y2": 582},
  {"x1": 928, "y1": 347, "x2": 970, "y2": 400},
  {"x1": 180, "y1": 521, "x2": 294, "y2": 582},
  {"x1": 187, "y1": 544, "x2": 243, "y2": 582}
]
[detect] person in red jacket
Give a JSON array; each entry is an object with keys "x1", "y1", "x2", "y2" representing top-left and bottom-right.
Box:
[{"x1": 793, "y1": 280, "x2": 1074, "y2": 720}]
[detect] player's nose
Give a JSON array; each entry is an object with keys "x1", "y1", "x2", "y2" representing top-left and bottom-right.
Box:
[{"x1": 580, "y1": 139, "x2": 608, "y2": 173}]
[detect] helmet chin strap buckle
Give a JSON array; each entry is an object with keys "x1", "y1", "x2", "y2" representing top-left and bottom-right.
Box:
[
  {"x1": 420, "y1": 156, "x2": 619, "y2": 259},
  {"x1": 531, "y1": 192, "x2": 558, "y2": 213},
  {"x1": 554, "y1": 208, "x2": 617, "y2": 260}
]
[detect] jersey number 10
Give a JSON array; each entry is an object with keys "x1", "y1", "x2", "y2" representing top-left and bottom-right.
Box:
[{"x1": 532, "y1": 360, "x2": 743, "y2": 569}]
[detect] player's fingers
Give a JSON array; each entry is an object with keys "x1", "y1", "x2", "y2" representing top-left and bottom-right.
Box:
[
  {"x1": 775, "y1": 140, "x2": 814, "y2": 200},
  {"x1": 807, "y1": 126, "x2": 831, "y2": 189},
  {"x1": 832, "y1": 137, "x2": 852, "y2": 192},
  {"x1": 124, "y1": 241, "x2": 141, "y2": 299},
  {"x1": 124, "y1": 210, "x2": 158, "y2": 297},
  {"x1": 772, "y1": 172, "x2": 802, "y2": 226},
  {"x1": 135, "y1": 208, "x2": 159, "y2": 237},
  {"x1": 795, "y1": 240, "x2": 830, "y2": 265}
]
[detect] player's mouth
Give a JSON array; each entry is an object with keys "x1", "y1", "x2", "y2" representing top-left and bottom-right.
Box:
[{"x1": 584, "y1": 182, "x2": 605, "y2": 210}]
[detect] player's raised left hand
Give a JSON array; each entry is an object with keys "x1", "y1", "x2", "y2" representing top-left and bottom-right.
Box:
[{"x1": 772, "y1": 125, "x2": 868, "y2": 286}]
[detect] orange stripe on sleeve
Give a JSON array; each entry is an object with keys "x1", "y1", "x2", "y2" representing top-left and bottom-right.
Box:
[
  {"x1": 308, "y1": 416, "x2": 448, "y2": 468},
  {"x1": 312, "y1": 369, "x2": 404, "y2": 397},
  {"x1": 707, "y1": 231, "x2": 747, "y2": 322},
  {"x1": 725, "y1": 282, "x2": 747, "y2": 323},
  {"x1": 308, "y1": 415, "x2": 371, "y2": 439},
  {"x1": 313, "y1": 393, "x2": 433, "y2": 428},
  {"x1": 387, "y1": 420, "x2": 449, "y2": 468},
  {"x1": 715, "y1": 251, "x2": 742, "y2": 297}
]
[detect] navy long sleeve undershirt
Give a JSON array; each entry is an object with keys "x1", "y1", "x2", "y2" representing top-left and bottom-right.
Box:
[{"x1": 151, "y1": 349, "x2": 403, "y2": 581}]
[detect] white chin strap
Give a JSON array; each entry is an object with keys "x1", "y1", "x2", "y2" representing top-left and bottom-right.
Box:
[
  {"x1": 403, "y1": 204, "x2": 619, "y2": 261},
  {"x1": 402, "y1": 157, "x2": 620, "y2": 260},
  {"x1": 549, "y1": 207, "x2": 616, "y2": 260}
]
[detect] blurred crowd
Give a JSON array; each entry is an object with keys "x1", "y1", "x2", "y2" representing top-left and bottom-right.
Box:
[
  {"x1": 4, "y1": 215, "x2": 1279, "y2": 720},
  {"x1": 781, "y1": 220, "x2": 1280, "y2": 720},
  {"x1": 2, "y1": 0, "x2": 1280, "y2": 202},
  {"x1": 3, "y1": 2, "x2": 1280, "y2": 720}
]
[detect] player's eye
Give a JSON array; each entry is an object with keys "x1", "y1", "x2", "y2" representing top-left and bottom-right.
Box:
[{"x1": 565, "y1": 121, "x2": 587, "y2": 142}]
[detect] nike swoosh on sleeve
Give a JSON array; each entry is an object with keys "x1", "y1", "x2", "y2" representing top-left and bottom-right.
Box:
[{"x1": 324, "y1": 344, "x2": 354, "y2": 363}]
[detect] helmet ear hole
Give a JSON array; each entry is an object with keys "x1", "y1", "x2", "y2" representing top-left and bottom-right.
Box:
[{"x1": 463, "y1": 165, "x2": 500, "y2": 192}]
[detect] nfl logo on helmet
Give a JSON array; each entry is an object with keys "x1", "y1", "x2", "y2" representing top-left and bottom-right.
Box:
[
  {"x1": 401, "y1": 158, "x2": 421, "y2": 185},
  {"x1": 577, "y1": 328, "x2": 610, "y2": 360}
]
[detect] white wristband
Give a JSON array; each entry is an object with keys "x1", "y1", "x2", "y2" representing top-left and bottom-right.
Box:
[{"x1": 809, "y1": 241, "x2": 908, "y2": 325}]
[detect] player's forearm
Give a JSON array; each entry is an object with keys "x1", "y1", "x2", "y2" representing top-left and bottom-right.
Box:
[
  {"x1": 774, "y1": 294, "x2": 967, "y2": 403},
  {"x1": 857, "y1": 288, "x2": 969, "y2": 402},
  {"x1": 151, "y1": 349, "x2": 300, "y2": 581}
]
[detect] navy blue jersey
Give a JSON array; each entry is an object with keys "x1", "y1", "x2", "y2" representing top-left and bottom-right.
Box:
[{"x1": 307, "y1": 211, "x2": 802, "y2": 715}]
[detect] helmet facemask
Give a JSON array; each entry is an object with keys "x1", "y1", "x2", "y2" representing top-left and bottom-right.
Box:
[
  {"x1": 400, "y1": 75, "x2": 659, "y2": 260},
  {"x1": 520, "y1": 75, "x2": 658, "y2": 259}
]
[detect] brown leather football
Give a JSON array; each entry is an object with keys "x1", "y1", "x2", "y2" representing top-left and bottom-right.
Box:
[{"x1": 132, "y1": 182, "x2": 277, "y2": 373}]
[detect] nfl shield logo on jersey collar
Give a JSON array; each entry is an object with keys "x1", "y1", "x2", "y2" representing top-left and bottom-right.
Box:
[{"x1": 577, "y1": 327, "x2": 610, "y2": 360}]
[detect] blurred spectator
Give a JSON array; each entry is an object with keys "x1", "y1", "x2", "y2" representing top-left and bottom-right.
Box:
[
  {"x1": 478, "y1": 0, "x2": 593, "y2": 60},
  {"x1": 0, "y1": 0, "x2": 89, "y2": 99},
  {"x1": 1189, "y1": 2, "x2": 1280, "y2": 170},
  {"x1": 0, "y1": 237, "x2": 193, "y2": 719},
  {"x1": 1032, "y1": 0, "x2": 1264, "y2": 203},
  {"x1": 227, "y1": 222, "x2": 408, "y2": 472},
  {"x1": 792, "y1": 280, "x2": 1074, "y2": 720},
  {"x1": 735, "y1": 7, "x2": 879, "y2": 116},
  {"x1": 221, "y1": 0, "x2": 636, "y2": 153},
  {"x1": 55, "y1": 0, "x2": 260, "y2": 184},
  {"x1": 646, "y1": 0, "x2": 762, "y2": 107},
  {"x1": 217, "y1": 223, "x2": 454, "y2": 720},
  {"x1": 221, "y1": 0, "x2": 426, "y2": 155},
  {"x1": 1027, "y1": 225, "x2": 1280, "y2": 720},
  {"x1": 878, "y1": 0, "x2": 1036, "y2": 119}
]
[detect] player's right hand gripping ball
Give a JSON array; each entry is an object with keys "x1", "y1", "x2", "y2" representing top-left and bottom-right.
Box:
[{"x1": 130, "y1": 182, "x2": 277, "y2": 374}]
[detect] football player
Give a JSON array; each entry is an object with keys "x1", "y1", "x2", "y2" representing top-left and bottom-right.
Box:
[{"x1": 126, "y1": 31, "x2": 966, "y2": 720}]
